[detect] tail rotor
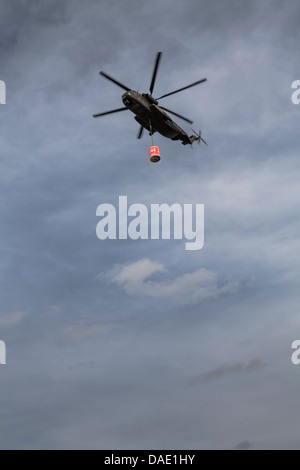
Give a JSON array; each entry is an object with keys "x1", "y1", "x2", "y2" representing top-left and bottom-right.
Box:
[{"x1": 192, "y1": 128, "x2": 208, "y2": 146}]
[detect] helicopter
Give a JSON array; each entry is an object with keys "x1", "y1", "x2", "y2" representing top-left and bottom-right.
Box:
[{"x1": 93, "y1": 52, "x2": 208, "y2": 150}]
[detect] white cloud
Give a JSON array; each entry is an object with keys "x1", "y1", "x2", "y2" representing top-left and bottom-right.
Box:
[
  {"x1": 0, "y1": 311, "x2": 27, "y2": 326},
  {"x1": 108, "y1": 258, "x2": 239, "y2": 304}
]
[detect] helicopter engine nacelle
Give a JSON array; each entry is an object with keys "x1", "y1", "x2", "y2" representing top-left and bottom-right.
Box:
[{"x1": 143, "y1": 93, "x2": 158, "y2": 105}]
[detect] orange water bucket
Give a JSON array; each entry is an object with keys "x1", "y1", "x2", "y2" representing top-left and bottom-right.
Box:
[{"x1": 148, "y1": 146, "x2": 161, "y2": 163}]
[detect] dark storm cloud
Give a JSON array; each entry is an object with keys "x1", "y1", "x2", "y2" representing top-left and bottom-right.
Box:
[
  {"x1": 189, "y1": 359, "x2": 267, "y2": 385},
  {"x1": 235, "y1": 441, "x2": 254, "y2": 450},
  {"x1": 0, "y1": 0, "x2": 300, "y2": 450}
]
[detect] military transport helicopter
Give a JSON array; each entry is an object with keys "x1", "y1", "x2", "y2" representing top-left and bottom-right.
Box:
[{"x1": 93, "y1": 52, "x2": 208, "y2": 148}]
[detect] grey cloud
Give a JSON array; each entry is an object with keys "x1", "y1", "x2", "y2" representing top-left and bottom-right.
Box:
[
  {"x1": 235, "y1": 441, "x2": 254, "y2": 450},
  {"x1": 190, "y1": 360, "x2": 267, "y2": 385},
  {"x1": 64, "y1": 322, "x2": 114, "y2": 342}
]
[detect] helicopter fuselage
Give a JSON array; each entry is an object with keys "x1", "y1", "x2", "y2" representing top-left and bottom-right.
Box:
[{"x1": 122, "y1": 90, "x2": 192, "y2": 145}]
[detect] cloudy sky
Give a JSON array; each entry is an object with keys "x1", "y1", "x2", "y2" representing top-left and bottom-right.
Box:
[{"x1": 0, "y1": 0, "x2": 300, "y2": 450}]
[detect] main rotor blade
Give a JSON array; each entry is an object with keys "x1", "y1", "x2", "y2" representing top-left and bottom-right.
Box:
[
  {"x1": 99, "y1": 71, "x2": 131, "y2": 92},
  {"x1": 93, "y1": 107, "x2": 127, "y2": 118},
  {"x1": 160, "y1": 106, "x2": 194, "y2": 124},
  {"x1": 157, "y1": 78, "x2": 207, "y2": 100},
  {"x1": 137, "y1": 125, "x2": 144, "y2": 139},
  {"x1": 149, "y1": 52, "x2": 162, "y2": 95},
  {"x1": 201, "y1": 137, "x2": 208, "y2": 146}
]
